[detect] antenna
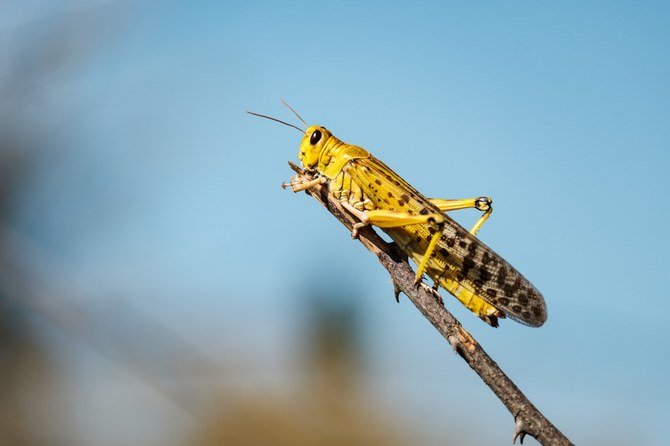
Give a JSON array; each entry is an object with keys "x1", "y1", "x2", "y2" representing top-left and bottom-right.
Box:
[
  {"x1": 280, "y1": 98, "x2": 308, "y2": 128},
  {"x1": 246, "y1": 111, "x2": 304, "y2": 133}
]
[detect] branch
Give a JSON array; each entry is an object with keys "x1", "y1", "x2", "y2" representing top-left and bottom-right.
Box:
[{"x1": 286, "y1": 162, "x2": 573, "y2": 446}]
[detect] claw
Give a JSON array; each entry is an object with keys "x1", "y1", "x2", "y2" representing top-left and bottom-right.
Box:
[
  {"x1": 417, "y1": 281, "x2": 432, "y2": 293},
  {"x1": 351, "y1": 222, "x2": 366, "y2": 239},
  {"x1": 413, "y1": 271, "x2": 425, "y2": 286},
  {"x1": 281, "y1": 176, "x2": 302, "y2": 191},
  {"x1": 417, "y1": 282, "x2": 444, "y2": 306}
]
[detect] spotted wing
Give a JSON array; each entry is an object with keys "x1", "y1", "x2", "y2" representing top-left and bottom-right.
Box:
[
  {"x1": 347, "y1": 155, "x2": 547, "y2": 327},
  {"x1": 431, "y1": 218, "x2": 547, "y2": 327}
]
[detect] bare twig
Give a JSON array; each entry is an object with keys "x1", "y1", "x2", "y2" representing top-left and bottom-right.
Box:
[{"x1": 286, "y1": 162, "x2": 573, "y2": 446}]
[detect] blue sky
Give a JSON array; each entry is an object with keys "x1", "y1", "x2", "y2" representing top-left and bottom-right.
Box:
[{"x1": 3, "y1": 1, "x2": 670, "y2": 445}]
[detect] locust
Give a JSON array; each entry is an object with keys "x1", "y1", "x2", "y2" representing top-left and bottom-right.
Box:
[{"x1": 249, "y1": 103, "x2": 547, "y2": 327}]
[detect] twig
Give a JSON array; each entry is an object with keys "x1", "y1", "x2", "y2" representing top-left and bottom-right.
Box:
[{"x1": 286, "y1": 162, "x2": 573, "y2": 446}]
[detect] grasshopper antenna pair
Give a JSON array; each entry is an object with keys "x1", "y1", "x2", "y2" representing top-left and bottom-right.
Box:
[{"x1": 247, "y1": 99, "x2": 307, "y2": 133}]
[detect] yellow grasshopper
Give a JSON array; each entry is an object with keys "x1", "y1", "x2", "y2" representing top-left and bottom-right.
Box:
[{"x1": 249, "y1": 103, "x2": 547, "y2": 327}]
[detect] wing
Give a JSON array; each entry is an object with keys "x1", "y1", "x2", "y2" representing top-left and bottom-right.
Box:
[
  {"x1": 346, "y1": 155, "x2": 547, "y2": 327},
  {"x1": 431, "y1": 221, "x2": 547, "y2": 327}
]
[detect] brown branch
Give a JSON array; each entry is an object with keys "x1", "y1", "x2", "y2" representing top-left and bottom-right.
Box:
[{"x1": 286, "y1": 162, "x2": 573, "y2": 446}]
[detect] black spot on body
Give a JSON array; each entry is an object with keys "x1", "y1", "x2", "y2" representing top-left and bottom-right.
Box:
[
  {"x1": 511, "y1": 305, "x2": 522, "y2": 313},
  {"x1": 459, "y1": 241, "x2": 467, "y2": 248},
  {"x1": 388, "y1": 192, "x2": 394, "y2": 198},
  {"x1": 401, "y1": 194, "x2": 410, "y2": 202},
  {"x1": 375, "y1": 179, "x2": 382, "y2": 185},
  {"x1": 486, "y1": 289, "x2": 498, "y2": 298},
  {"x1": 480, "y1": 269, "x2": 492, "y2": 282},
  {"x1": 463, "y1": 257, "x2": 476, "y2": 273},
  {"x1": 522, "y1": 311, "x2": 531, "y2": 319},
  {"x1": 419, "y1": 208, "x2": 429, "y2": 215},
  {"x1": 532, "y1": 306, "x2": 542, "y2": 316},
  {"x1": 498, "y1": 297, "x2": 510, "y2": 306},
  {"x1": 445, "y1": 237, "x2": 455, "y2": 247},
  {"x1": 439, "y1": 248, "x2": 448, "y2": 256},
  {"x1": 496, "y1": 268, "x2": 508, "y2": 286}
]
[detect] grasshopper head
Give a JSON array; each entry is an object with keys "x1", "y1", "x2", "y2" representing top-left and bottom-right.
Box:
[{"x1": 299, "y1": 125, "x2": 333, "y2": 170}]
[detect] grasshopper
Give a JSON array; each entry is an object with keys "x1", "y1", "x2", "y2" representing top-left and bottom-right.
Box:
[{"x1": 250, "y1": 103, "x2": 547, "y2": 327}]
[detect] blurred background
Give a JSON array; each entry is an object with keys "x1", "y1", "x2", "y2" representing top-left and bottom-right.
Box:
[{"x1": 1, "y1": 1, "x2": 669, "y2": 445}]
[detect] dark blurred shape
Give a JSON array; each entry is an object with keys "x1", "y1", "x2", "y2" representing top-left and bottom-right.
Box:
[
  {"x1": 303, "y1": 292, "x2": 363, "y2": 393},
  {"x1": 0, "y1": 9, "x2": 72, "y2": 445},
  {"x1": 191, "y1": 283, "x2": 414, "y2": 446},
  {"x1": 0, "y1": 291, "x2": 52, "y2": 446}
]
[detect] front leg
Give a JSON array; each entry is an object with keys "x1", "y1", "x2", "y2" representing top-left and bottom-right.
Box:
[{"x1": 282, "y1": 174, "x2": 327, "y2": 192}]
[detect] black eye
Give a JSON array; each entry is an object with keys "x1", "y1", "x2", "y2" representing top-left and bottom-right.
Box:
[{"x1": 310, "y1": 130, "x2": 322, "y2": 145}]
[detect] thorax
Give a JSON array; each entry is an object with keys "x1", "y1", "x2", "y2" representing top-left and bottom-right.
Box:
[{"x1": 317, "y1": 136, "x2": 370, "y2": 179}]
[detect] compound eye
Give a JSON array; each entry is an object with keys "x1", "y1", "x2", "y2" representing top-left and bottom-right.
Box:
[{"x1": 310, "y1": 130, "x2": 322, "y2": 145}]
